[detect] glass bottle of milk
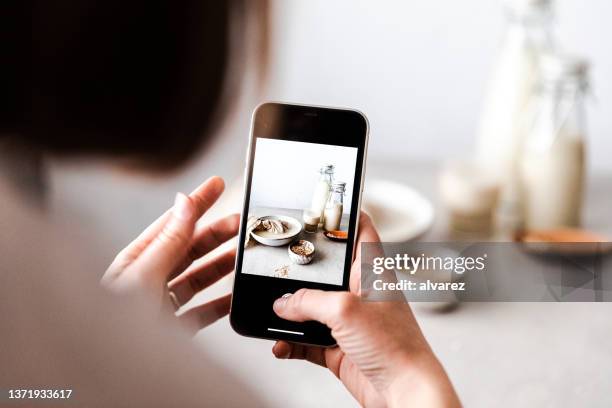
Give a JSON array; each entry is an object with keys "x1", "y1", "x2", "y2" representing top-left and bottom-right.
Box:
[
  {"x1": 520, "y1": 54, "x2": 589, "y2": 229},
  {"x1": 476, "y1": 0, "x2": 554, "y2": 182},
  {"x1": 324, "y1": 182, "x2": 346, "y2": 232},
  {"x1": 310, "y1": 165, "x2": 334, "y2": 222}
]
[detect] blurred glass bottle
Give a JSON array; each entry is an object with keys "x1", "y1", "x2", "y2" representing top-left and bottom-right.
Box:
[
  {"x1": 476, "y1": 0, "x2": 554, "y2": 182},
  {"x1": 520, "y1": 54, "x2": 589, "y2": 229}
]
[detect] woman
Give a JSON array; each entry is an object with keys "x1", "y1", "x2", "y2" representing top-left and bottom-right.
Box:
[{"x1": 2, "y1": 1, "x2": 460, "y2": 406}]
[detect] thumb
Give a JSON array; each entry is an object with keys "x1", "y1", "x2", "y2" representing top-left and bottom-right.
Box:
[
  {"x1": 130, "y1": 193, "x2": 197, "y2": 282},
  {"x1": 273, "y1": 289, "x2": 358, "y2": 328}
]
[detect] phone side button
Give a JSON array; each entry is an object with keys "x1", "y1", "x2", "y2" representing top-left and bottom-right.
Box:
[{"x1": 267, "y1": 328, "x2": 304, "y2": 336}]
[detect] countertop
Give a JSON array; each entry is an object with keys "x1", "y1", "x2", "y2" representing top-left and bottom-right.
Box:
[
  {"x1": 48, "y1": 157, "x2": 612, "y2": 407},
  {"x1": 364, "y1": 159, "x2": 612, "y2": 407}
]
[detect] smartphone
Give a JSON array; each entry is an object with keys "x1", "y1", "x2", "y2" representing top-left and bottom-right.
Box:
[{"x1": 230, "y1": 102, "x2": 369, "y2": 346}]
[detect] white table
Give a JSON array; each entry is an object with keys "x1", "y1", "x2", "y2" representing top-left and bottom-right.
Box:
[
  {"x1": 366, "y1": 159, "x2": 612, "y2": 407},
  {"x1": 49, "y1": 157, "x2": 612, "y2": 407}
]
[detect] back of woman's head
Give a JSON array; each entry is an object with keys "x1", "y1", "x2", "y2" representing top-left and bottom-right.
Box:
[{"x1": 5, "y1": 0, "x2": 266, "y2": 170}]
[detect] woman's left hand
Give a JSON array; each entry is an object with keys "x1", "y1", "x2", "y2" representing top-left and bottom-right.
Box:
[{"x1": 102, "y1": 176, "x2": 239, "y2": 334}]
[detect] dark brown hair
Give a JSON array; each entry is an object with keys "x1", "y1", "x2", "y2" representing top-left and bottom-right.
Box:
[{"x1": 5, "y1": 1, "x2": 267, "y2": 170}]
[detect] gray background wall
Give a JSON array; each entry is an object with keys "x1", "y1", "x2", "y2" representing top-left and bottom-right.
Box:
[{"x1": 266, "y1": 0, "x2": 612, "y2": 172}]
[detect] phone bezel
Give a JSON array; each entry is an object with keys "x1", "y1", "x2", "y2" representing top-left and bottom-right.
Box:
[{"x1": 230, "y1": 102, "x2": 369, "y2": 347}]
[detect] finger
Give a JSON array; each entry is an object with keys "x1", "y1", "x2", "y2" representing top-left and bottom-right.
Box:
[
  {"x1": 272, "y1": 343, "x2": 376, "y2": 407},
  {"x1": 327, "y1": 354, "x2": 385, "y2": 407},
  {"x1": 351, "y1": 211, "x2": 385, "y2": 293},
  {"x1": 168, "y1": 248, "x2": 236, "y2": 306},
  {"x1": 105, "y1": 209, "x2": 172, "y2": 279},
  {"x1": 128, "y1": 192, "x2": 198, "y2": 282},
  {"x1": 353, "y1": 212, "x2": 381, "y2": 277},
  {"x1": 354, "y1": 211, "x2": 382, "y2": 264},
  {"x1": 272, "y1": 289, "x2": 358, "y2": 328},
  {"x1": 188, "y1": 176, "x2": 225, "y2": 219},
  {"x1": 177, "y1": 293, "x2": 232, "y2": 334},
  {"x1": 190, "y1": 213, "x2": 240, "y2": 260},
  {"x1": 168, "y1": 213, "x2": 240, "y2": 281},
  {"x1": 272, "y1": 341, "x2": 292, "y2": 359},
  {"x1": 272, "y1": 341, "x2": 327, "y2": 367},
  {"x1": 109, "y1": 176, "x2": 225, "y2": 270},
  {"x1": 285, "y1": 343, "x2": 327, "y2": 367}
]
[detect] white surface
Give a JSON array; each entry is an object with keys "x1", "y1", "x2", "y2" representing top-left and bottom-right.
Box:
[
  {"x1": 47, "y1": 156, "x2": 612, "y2": 407},
  {"x1": 250, "y1": 138, "x2": 357, "y2": 213},
  {"x1": 363, "y1": 179, "x2": 435, "y2": 242},
  {"x1": 266, "y1": 0, "x2": 612, "y2": 172}
]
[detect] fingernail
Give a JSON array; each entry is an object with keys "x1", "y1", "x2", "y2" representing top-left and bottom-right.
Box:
[
  {"x1": 273, "y1": 293, "x2": 292, "y2": 311},
  {"x1": 210, "y1": 176, "x2": 225, "y2": 193},
  {"x1": 168, "y1": 290, "x2": 180, "y2": 311},
  {"x1": 173, "y1": 192, "x2": 193, "y2": 220}
]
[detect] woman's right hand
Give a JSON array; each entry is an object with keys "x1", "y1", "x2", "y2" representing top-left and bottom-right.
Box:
[{"x1": 271, "y1": 214, "x2": 461, "y2": 408}]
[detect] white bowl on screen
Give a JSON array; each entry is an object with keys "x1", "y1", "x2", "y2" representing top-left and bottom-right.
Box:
[
  {"x1": 362, "y1": 180, "x2": 434, "y2": 242},
  {"x1": 250, "y1": 215, "x2": 303, "y2": 246}
]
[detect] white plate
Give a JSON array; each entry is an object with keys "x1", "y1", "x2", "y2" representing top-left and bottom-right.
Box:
[
  {"x1": 250, "y1": 215, "x2": 303, "y2": 246},
  {"x1": 362, "y1": 179, "x2": 434, "y2": 242}
]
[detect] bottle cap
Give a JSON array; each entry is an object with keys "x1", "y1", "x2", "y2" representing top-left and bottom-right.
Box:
[
  {"x1": 331, "y1": 181, "x2": 346, "y2": 191},
  {"x1": 503, "y1": 0, "x2": 551, "y2": 18},
  {"x1": 320, "y1": 164, "x2": 334, "y2": 174},
  {"x1": 504, "y1": 0, "x2": 551, "y2": 10}
]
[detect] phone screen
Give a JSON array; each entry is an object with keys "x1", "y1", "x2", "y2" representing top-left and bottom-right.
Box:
[
  {"x1": 231, "y1": 103, "x2": 368, "y2": 346},
  {"x1": 242, "y1": 138, "x2": 358, "y2": 286}
]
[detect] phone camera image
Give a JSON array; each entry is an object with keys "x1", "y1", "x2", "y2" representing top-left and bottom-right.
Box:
[{"x1": 242, "y1": 138, "x2": 358, "y2": 286}]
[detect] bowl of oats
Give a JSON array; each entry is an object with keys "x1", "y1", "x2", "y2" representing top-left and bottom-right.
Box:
[
  {"x1": 288, "y1": 240, "x2": 315, "y2": 265},
  {"x1": 249, "y1": 215, "x2": 302, "y2": 247}
]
